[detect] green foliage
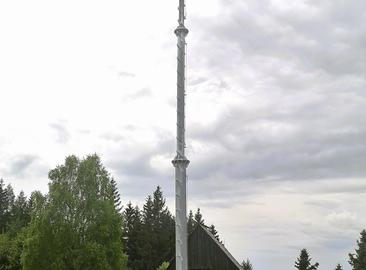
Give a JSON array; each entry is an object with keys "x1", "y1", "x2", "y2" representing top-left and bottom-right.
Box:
[
  {"x1": 0, "y1": 179, "x2": 15, "y2": 233},
  {"x1": 123, "y1": 202, "x2": 144, "y2": 270},
  {"x1": 242, "y1": 258, "x2": 253, "y2": 270},
  {"x1": 123, "y1": 186, "x2": 175, "y2": 270},
  {"x1": 349, "y1": 230, "x2": 366, "y2": 270},
  {"x1": 111, "y1": 178, "x2": 122, "y2": 213},
  {"x1": 21, "y1": 154, "x2": 127, "y2": 270},
  {"x1": 157, "y1": 261, "x2": 170, "y2": 270},
  {"x1": 294, "y1": 249, "x2": 319, "y2": 270},
  {"x1": 0, "y1": 227, "x2": 27, "y2": 270}
]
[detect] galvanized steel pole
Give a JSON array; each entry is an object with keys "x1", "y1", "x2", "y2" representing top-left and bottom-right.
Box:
[{"x1": 172, "y1": 0, "x2": 189, "y2": 270}]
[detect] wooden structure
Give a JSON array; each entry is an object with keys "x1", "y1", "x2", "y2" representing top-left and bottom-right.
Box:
[{"x1": 167, "y1": 224, "x2": 243, "y2": 270}]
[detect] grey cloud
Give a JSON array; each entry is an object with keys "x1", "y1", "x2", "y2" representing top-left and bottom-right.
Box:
[
  {"x1": 50, "y1": 122, "x2": 70, "y2": 144},
  {"x1": 9, "y1": 154, "x2": 39, "y2": 177},
  {"x1": 105, "y1": 130, "x2": 175, "y2": 199}
]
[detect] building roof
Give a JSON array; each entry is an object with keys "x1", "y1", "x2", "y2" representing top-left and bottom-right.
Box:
[{"x1": 167, "y1": 224, "x2": 243, "y2": 270}]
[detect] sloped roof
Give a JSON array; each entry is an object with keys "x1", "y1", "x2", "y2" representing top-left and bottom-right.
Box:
[
  {"x1": 198, "y1": 224, "x2": 243, "y2": 270},
  {"x1": 167, "y1": 224, "x2": 243, "y2": 270}
]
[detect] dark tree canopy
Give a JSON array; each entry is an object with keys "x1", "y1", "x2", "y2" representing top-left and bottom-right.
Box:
[
  {"x1": 295, "y1": 249, "x2": 319, "y2": 270},
  {"x1": 242, "y1": 258, "x2": 253, "y2": 270},
  {"x1": 194, "y1": 208, "x2": 204, "y2": 225},
  {"x1": 349, "y1": 230, "x2": 366, "y2": 270},
  {"x1": 187, "y1": 210, "x2": 195, "y2": 235}
]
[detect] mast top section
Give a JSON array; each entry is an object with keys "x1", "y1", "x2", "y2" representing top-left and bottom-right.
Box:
[{"x1": 178, "y1": 0, "x2": 186, "y2": 26}]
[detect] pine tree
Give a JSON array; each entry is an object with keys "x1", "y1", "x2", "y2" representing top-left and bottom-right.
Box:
[
  {"x1": 242, "y1": 258, "x2": 253, "y2": 270},
  {"x1": 335, "y1": 263, "x2": 343, "y2": 270},
  {"x1": 349, "y1": 230, "x2": 366, "y2": 270},
  {"x1": 194, "y1": 208, "x2": 204, "y2": 225},
  {"x1": 187, "y1": 210, "x2": 195, "y2": 234},
  {"x1": 294, "y1": 249, "x2": 319, "y2": 270}
]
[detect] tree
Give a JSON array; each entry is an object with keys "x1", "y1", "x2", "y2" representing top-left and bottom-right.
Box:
[
  {"x1": 110, "y1": 178, "x2": 122, "y2": 212},
  {"x1": 194, "y1": 208, "x2": 204, "y2": 225},
  {"x1": 241, "y1": 258, "x2": 253, "y2": 270},
  {"x1": 0, "y1": 180, "x2": 15, "y2": 233},
  {"x1": 349, "y1": 230, "x2": 366, "y2": 270},
  {"x1": 187, "y1": 210, "x2": 195, "y2": 235},
  {"x1": 139, "y1": 187, "x2": 175, "y2": 270},
  {"x1": 123, "y1": 202, "x2": 144, "y2": 270},
  {"x1": 209, "y1": 224, "x2": 220, "y2": 242},
  {"x1": 0, "y1": 181, "x2": 31, "y2": 270},
  {"x1": 335, "y1": 264, "x2": 343, "y2": 270},
  {"x1": 22, "y1": 154, "x2": 128, "y2": 270},
  {"x1": 294, "y1": 249, "x2": 319, "y2": 270},
  {"x1": 8, "y1": 191, "x2": 31, "y2": 235}
]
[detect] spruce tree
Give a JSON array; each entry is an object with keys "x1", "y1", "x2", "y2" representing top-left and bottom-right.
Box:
[
  {"x1": 0, "y1": 179, "x2": 7, "y2": 233},
  {"x1": 294, "y1": 249, "x2": 319, "y2": 270},
  {"x1": 141, "y1": 187, "x2": 175, "y2": 269},
  {"x1": 0, "y1": 182, "x2": 15, "y2": 233},
  {"x1": 242, "y1": 258, "x2": 253, "y2": 270},
  {"x1": 123, "y1": 202, "x2": 144, "y2": 270},
  {"x1": 349, "y1": 230, "x2": 366, "y2": 270},
  {"x1": 8, "y1": 191, "x2": 30, "y2": 235},
  {"x1": 187, "y1": 210, "x2": 195, "y2": 234},
  {"x1": 110, "y1": 178, "x2": 122, "y2": 212},
  {"x1": 209, "y1": 224, "x2": 220, "y2": 242},
  {"x1": 194, "y1": 208, "x2": 204, "y2": 225}
]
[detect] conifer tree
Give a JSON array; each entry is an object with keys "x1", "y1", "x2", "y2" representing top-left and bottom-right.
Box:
[
  {"x1": 8, "y1": 191, "x2": 30, "y2": 235},
  {"x1": 349, "y1": 230, "x2": 366, "y2": 270},
  {"x1": 242, "y1": 258, "x2": 253, "y2": 270},
  {"x1": 294, "y1": 249, "x2": 319, "y2": 270},
  {"x1": 110, "y1": 178, "x2": 122, "y2": 212},
  {"x1": 123, "y1": 202, "x2": 143, "y2": 270},
  {"x1": 0, "y1": 179, "x2": 7, "y2": 233},
  {"x1": 140, "y1": 187, "x2": 175, "y2": 269},
  {"x1": 209, "y1": 224, "x2": 220, "y2": 242},
  {"x1": 0, "y1": 181, "x2": 15, "y2": 233},
  {"x1": 187, "y1": 210, "x2": 195, "y2": 234},
  {"x1": 194, "y1": 208, "x2": 204, "y2": 225}
]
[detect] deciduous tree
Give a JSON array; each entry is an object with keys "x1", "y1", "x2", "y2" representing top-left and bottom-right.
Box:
[{"x1": 22, "y1": 155, "x2": 127, "y2": 270}]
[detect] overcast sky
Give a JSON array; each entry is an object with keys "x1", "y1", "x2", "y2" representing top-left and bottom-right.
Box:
[{"x1": 1, "y1": 0, "x2": 365, "y2": 269}]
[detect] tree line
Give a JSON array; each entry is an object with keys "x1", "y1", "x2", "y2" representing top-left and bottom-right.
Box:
[{"x1": 1, "y1": 154, "x2": 366, "y2": 270}]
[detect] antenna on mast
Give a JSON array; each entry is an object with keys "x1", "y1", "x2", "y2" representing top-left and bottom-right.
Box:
[{"x1": 172, "y1": 0, "x2": 189, "y2": 270}]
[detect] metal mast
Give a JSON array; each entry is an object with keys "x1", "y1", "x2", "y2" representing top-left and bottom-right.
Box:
[{"x1": 172, "y1": 0, "x2": 189, "y2": 270}]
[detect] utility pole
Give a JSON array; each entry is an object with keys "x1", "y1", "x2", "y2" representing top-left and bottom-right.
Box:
[{"x1": 172, "y1": 0, "x2": 189, "y2": 270}]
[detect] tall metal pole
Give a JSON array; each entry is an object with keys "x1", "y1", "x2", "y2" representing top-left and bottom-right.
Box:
[{"x1": 172, "y1": 0, "x2": 189, "y2": 270}]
